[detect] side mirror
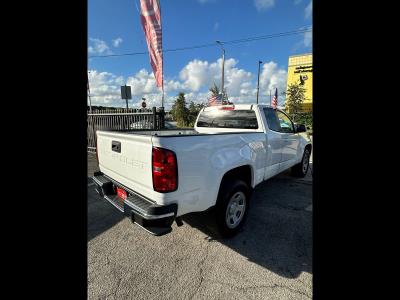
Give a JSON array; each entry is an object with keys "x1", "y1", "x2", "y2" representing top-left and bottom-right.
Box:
[{"x1": 295, "y1": 124, "x2": 306, "y2": 133}]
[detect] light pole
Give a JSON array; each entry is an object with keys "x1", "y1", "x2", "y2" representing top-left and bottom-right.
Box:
[
  {"x1": 256, "y1": 60, "x2": 262, "y2": 104},
  {"x1": 216, "y1": 41, "x2": 225, "y2": 99},
  {"x1": 87, "y1": 71, "x2": 92, "y2": 113}
]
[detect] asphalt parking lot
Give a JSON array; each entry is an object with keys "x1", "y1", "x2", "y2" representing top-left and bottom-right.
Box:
[{"x1": 88, "y1": 153, "x2": 312, "y2": 299}]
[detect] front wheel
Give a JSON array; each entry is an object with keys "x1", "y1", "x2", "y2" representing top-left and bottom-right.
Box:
[
  {"x1": 291, "y1": 148, "x2": 311, "y2": 177},
  {"x1": 215, "y1": 179, "x2": 250, "y2": 238}
]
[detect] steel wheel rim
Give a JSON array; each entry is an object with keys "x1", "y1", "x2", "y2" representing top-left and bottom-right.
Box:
[
  {"x1": 225, "y1": 191, "x2": 246, "y2": 229},
  {"x1": 302, "y1": 150, "x2": 310, "y2": 173}
]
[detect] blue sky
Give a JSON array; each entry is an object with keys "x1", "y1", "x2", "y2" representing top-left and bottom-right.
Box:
[{"x1": 88, "y1": 0, "x2": 312, "y2": 109}]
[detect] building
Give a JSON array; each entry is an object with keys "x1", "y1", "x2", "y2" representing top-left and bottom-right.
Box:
[{"x1": 286, "y1": 53, "x2": 312, "y2": 113}]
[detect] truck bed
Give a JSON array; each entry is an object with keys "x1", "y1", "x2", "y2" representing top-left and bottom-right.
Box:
[
  {"x1": 124, "y1": 129, "x2": 200, "y2": 136},
  {"x1": 109, "y1": 129, "x2": 261, "y2": 137}
]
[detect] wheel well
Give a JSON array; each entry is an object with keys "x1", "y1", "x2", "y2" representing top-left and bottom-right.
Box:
[{"x1": 221, "y1": 165, "x2": 252, "y2": 188}]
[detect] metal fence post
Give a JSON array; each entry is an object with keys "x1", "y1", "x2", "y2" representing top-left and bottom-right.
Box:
[
  {"x1": 159, "y1": 107, "x2": 165, "y2": 129},
  {"x1": 152, "y1": 107, "x2": 157, "y2": 130}
]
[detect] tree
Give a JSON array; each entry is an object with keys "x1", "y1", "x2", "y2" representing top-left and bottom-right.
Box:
[
  {"x1": 209, "y1": 83, "x2": 220, "y2": 97},
  {"x1": 285, "y1": 83, "x2": 306, "y2": 122},
  {"x1": 170, "y1": 92, "x2": 189, "y2": 127},
  {"x1": 187, "y1": 101, "x2": 206, "y2": 126}
]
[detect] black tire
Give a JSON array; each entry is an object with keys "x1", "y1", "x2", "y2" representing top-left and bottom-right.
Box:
[
  {"x1": 291, "y1": 147, "x2": 311, "y2": 177},
  {"x1": 215, "y1": 179, "x2": 251, "y2": 238}
]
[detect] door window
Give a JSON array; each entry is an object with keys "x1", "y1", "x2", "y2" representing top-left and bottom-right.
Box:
[
  {"x1": 276, "y1": 111, "x2": 294, "y2": 133},
  {"x1": 264, "y1": 108, "x2": 294, "y2": 133},
  {"x1": 263, "y1": 108, "x2": 280, "y2": 132}
]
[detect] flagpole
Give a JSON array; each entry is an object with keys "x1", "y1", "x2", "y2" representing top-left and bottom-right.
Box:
[
  {"x1": 256, "y1": 60, "x2": 262, "y2": 104},
  {"x1": 216, "y1": 41, "x2": 225, "y2": 101},
  {"x1": 162, "y1": 85, "x2": 164, "y2": 108}
]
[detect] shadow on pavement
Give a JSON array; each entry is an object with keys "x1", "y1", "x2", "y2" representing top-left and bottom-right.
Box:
[
  {"x1": 182, "y1": 170, "x2": 312, "y2": 279},
  {"x1": 87, "y1": 178, "x2": 124, "y2": 241}
]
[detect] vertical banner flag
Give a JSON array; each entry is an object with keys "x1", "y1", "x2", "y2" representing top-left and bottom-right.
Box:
[
  {"x1": 140, "y1": 0, "x2": 163, "y2": 88},
  {"x1": 272, "y1": 88, "x2": 278, "y2": 109}
]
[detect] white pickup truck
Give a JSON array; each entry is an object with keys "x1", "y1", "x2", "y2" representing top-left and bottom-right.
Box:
[{"x1": 92, "y1": 104, "x2": 312, "y2": 237}]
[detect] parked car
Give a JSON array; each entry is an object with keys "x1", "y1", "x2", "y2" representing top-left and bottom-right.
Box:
[
  {"x1": 129, "y1": 120, "x2": 153, "y2": 130},
  {"x1": 164, "y1": 121, "x2": 177, "y2": 129},
  {"x1": 129, "y1": 120, "x2": 176, "y2": 130},
  {"x1": 93, "y1": 104, "x2": 312, "y2": 237}
]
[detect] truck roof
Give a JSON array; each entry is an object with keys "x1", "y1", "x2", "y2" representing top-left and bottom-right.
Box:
[{"x1": 203, "y1": 104, "x2": 285, "y2": 111}]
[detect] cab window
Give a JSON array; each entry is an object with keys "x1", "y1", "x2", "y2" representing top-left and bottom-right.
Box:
[
  {"x1": 263, "y1": 108, "x2": 294, "y2": 133},
  {"x1": 276, "y1": 111, "x2": 294, "y2": 133},
  {"x1": 263, "y1": 108, "x2": 280, "y2": 132}
]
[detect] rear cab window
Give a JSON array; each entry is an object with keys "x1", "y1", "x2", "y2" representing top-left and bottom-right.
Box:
[{"x1": 196, "y1": 109, "x2": 259, "y2": 129}]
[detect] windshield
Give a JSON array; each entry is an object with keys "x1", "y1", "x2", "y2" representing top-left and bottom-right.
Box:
[{"x1": 196, "y1": 109, "x2": 258, "y2": 129}]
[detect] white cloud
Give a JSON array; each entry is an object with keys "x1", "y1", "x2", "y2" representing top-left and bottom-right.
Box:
[
  {"x1": 88, "y1": 38, "x2": 112, "y2": 55},
  {"x1": 87, "y1": 70, "x2": 122, "y2": 106},
  {"x1": 259, "y1": 62, "x2": 288, "y2": 106},
  {"x1": 303, "y1": 30, "x2": 312, "y2": 48},
  {"x1": 254, "y1": 0, "x2": 275, "y2": 11},
  {"x1": 305, "y1": 1, "x2": 312, "y2": 19},
  {"x1": 88, "y1": 69, "x2": 182, "y2": 108},
  {"x1": 112, "y1": 37, "x2": 123, "y2": 48},
  {"x1": 179, "y1": 59, "x2": 217, "y2": 92},
  {"x1": 292, "y1": 26, "x2": 312, "y2": 51},
  {"x1": 88, "y1": 58, "x2": 288, "y2": 108},
  {"x1": 213, "y1": 22, "x2": 219, "y2": 31}
]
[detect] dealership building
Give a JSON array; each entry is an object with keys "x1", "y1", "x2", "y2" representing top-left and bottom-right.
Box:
[{"x1": 285, "y1": 53, "x2": 312, "y2": 113}]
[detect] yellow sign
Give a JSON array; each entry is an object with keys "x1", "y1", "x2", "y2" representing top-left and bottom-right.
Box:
[{"x1": 286, "y1": 53, "x2": 312, "y2": 113}]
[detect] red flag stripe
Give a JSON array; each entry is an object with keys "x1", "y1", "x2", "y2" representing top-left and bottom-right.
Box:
[{"x1": 140, "y1": 0, "x2": 163, "y2": 88}]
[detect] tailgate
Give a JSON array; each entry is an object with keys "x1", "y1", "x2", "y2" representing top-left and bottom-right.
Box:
[{"x1": 96, "y1": 131, "x2": 153, "y2": 194}]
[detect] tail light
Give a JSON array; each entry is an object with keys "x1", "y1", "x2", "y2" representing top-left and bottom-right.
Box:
[{"x1": 152, "y1": 147, "x2": 178, "y2": 193}]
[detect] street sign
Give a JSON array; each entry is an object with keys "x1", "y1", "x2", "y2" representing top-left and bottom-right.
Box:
[{"x1": 121, "y1": 85, "x2": 132, "y2": 100}]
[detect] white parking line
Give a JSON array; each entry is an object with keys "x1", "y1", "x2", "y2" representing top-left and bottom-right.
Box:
[{"x1": 305, "y1": 205, "x2": 312, "y2": 212}]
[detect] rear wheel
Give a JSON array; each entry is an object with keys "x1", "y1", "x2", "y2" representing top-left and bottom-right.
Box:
[
  {"x1": 291, "y1": 148, "x2": 311, "y2": 177},
  {"x1": 215, "y1": 179, "x2": 250, "y2": 238}
]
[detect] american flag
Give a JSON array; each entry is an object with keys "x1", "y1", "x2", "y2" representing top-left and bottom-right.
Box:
[
  {"x1": 208, "y1": 94, "x2": 222, "y2": 106},
  {"x1": 272, "y1": 88, "x2": 278, "y2": 109}
]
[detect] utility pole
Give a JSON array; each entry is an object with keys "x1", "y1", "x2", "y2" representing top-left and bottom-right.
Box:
[
  {"x1": 87, "y1": 71, "x2": 92, "y2": 113},
  {"x1": 256, "y1": 60, "x2": 262, "y2": 104},
  {"x1": 216, "y1": 41, "x2": 225, "y2": 100}
]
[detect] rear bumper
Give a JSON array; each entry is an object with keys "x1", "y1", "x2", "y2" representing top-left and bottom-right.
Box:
[{"x1": 92, "y1": 171, "x2": 177, "y2": 236}]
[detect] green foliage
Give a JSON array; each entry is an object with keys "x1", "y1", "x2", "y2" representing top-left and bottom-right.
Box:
[
  {"x1": 169, "y1": 93, "x2": 206, "y2": 128},
  {"x1": 188, "y1": 101, "x2": 205, "y2": 127},
  {"x1": 285, "y1": 83, "x2": 306, "y2": 123},
  {"x1": 295, "y1": 112, "x2": 313, "y2": 131},
  {"x1": 170, "y1": 92, "x2": 190, "y2": 127},
  {"x1": 209, "y1": 83, "x2": 220, "y2": 97}
]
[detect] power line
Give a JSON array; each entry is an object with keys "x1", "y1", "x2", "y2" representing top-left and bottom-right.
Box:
[{"x1": 89, "y1": 27, "x2": 312, "y2": 59}]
